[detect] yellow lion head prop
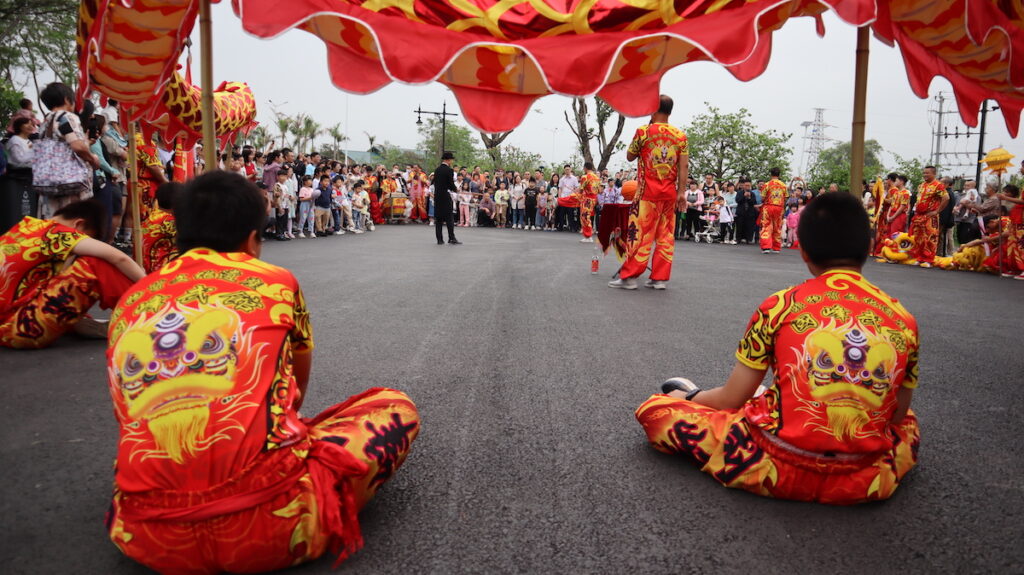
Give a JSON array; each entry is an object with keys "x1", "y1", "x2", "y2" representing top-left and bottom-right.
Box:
[{"x1": 880, "y1": 232, "x2": 917, "y2": 265}]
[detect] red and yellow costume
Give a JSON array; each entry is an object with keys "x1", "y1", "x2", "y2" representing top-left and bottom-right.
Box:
[
  {"x1": 908, "y1": 180, "x2": 947, "y2": 265},
  {"x1": 105, "y1": 249, "x2": 420, "y2": 575},
  {"x1": 578, "y1": 171, "x2": 601, "y2": 239},
  {"x1": 980, "y1": 216, "x2": 1024, "y2": 275},
  {"x1": 365, "y1": 175, "x2": 384, "y2": 225},
  {"x1": 141, "y1": 208, "x2": 178, "y2": 274},
  {"x1": 885, "y1": 187, "x2": 911, "y2": 241},
  {"x1": 0, "y1": 217, "x2": 134, "y2": 349},
  {"x1": 1009, "y1": 202, "x2": 1024, "y2": 274},
  {"x1": 407, "y1": 170, "x2": 429, "y2": 221},
  {"x1": 872, "y1": 186, "x2": 893, "y2": 256},
  {"x1": 134, "y1": 133, "x2": 165, "y2": 223},
  {"x1": 621, "y1": 123, "x2": 688, "y2": 281},
  {"x1": 637, "y1": 270, "x2": 920, "y2": 505},
  {"x1": 759, "y1": 178, "x2": 787, "y2": 251}
]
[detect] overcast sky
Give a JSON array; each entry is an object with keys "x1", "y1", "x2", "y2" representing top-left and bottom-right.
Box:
[{"x1": 186, "y1": 3, "x2": 1018, "y2": 177}]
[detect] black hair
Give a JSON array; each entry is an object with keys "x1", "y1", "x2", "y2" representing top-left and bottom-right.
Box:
[
  {"x1": 54, "y1": 199, "x2": 106, "y2": 239},
  {"x1": 266, "y1": 151, "x2": 280, "y2": 163},
  {"x1": 657, "y1": 94, "x2": 674, "y2": 116},
  {"x1": 332, "y1": 176, "x2": 344, "y2": 184},
  {"x1": 302, "y1": 175, "x2": 313, "y2": 183},
  {"x1": 40, "y1": 82, "x2": 74, "y2": 110},
  {"x1": 563, "y1": 164, "x2": 571, "y2": 169},
  {"x1": 797, "y1": 192, "x2": 871, "y2": 268},
  {"x1": 11, "y1": 117, "x2": 32, "y2": 135},
  {"x1": 769, "y1": 167, "x2": 781, "y2": 177},
  {"x1": 583, "y1": 161, "x2": 595, "y2": 171},
  {"x1": 176, "y1": 171, "x2": 266, "y2": 253},
  {"x1": 896, "y1": 175, "x2": 908, "y2": 185},
  {"x1": 886, "y1": 172, "x2": 898, "y2": 182},
  {"x1": 281, "y1": 147, "x2": 293, "y2": 156},
  {"x1": 1002, "y1": 184, "x2": 1020, "y2": 198},
  {"x1": 924, "y1": 165, "x2": 936, "y2": 171},
  {"x1": 19, "y1": 98, "x2": 31, "y2": 109},
  {"x1": 155, "y1": 182, "x2": 183, "y2": 211}
]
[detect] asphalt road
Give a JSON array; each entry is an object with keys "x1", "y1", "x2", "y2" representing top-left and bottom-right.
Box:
[{"x1": 2, "y1": 224, "x2": 1022, "y2": 574}]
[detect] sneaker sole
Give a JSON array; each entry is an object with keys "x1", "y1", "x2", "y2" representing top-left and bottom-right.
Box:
[{"x1": 608, "y1": 283, "x2": 638, "y2": 290}]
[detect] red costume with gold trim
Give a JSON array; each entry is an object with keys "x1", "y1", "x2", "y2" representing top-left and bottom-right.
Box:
[
  {"x1": 872, "y1": 186, "x2": 893, "y2": 256},
  {"x1": 759, "y1": 178, "x2": 787, "y2": 251},
  {"x1": 407, "y1": 170, "x2": 429, "y2": 221},
  {"x1": 579, "y1": 171, "x2": 600, "y2": 239},
  {"x1": 134, "y1": 133, "x2": 165, "y2": 223},
  {"x1": 620, "y1": 123, "x2": 687, "y2": 281},
  {"x1": 637, "y1": 270, "x2": 920, "y2": 505},
  {"x1": 141, "y1": 208, "x2": 178, "y2": 274},
  {"x1": 885, "y1": 187, "x2": 911, "y2": 239},
  {"x1": 909, "y1": 180, "x2": 947, "y2": 264},
  {"x1": 105, "y1": 249, "x2": 420, "y2": 574},
  {"x1": 0, "y1": 217, "x2": 134, "y2": 349}
]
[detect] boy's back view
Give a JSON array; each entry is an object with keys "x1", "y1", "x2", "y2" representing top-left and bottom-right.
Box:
[{"x1": 637, "y1": 192, "x2": 919, "y2": 504}]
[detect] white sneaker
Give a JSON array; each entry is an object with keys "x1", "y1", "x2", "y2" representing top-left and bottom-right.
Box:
[
  {"x1": 354, "y1": 229, "x2": 364, "y2": 234},
  {"x1": 335, "y1": 230, "x2": 345, "y2": 235},
  {"x1": 368, "y1": 225, "x2": 375, "y2": 231},
  {"x1": 580, "y1": 237, "x2": 589, "y2": 242},
  {"x1": 644, "y1": 279, "x2": 667, "y2": 290},
  {"x1": 608, "y1": 277, "x2": 638, "y2": 290},
  {"x1": 298, "y1": 232, "x2": 306, "y2": 238}
]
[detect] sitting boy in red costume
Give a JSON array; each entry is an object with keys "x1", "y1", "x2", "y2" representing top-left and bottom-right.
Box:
[
  {"x1": 636, "y1": 192, "x2": 920, "y2": 505},
  {"x1": 0, "y1": 200, "x2": 144, "y2": 348},
  {"x1": 105, "y1": 171, "x2": 420, "y2": 574}
]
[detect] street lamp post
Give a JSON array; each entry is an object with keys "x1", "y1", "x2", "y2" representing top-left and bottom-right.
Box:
[{"x1": 415, "y1": 102, "x2": 458, "y2": 160}]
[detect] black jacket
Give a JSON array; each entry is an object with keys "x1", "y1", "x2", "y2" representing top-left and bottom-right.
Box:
[{"x1": 433, "y1": 162, "x2": 457, "y2": 210}]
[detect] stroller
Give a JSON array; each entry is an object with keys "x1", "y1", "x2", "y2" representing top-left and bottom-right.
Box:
[{"x1": 694, "y1": 211, "x2": 720, "y2": 243}]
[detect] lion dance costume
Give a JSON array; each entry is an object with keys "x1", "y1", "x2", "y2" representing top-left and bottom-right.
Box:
[
  {"x1": 0, "y1": 217, "x2": 135, "y2": 349},
  {"x1": 759, "y1": 178, "x2": 788, "y2": 252},
  {"x1": 620, "y1": 123, "x2": 688, "y2": 281},
  {"x1": 105, "y1": 249, "x2": 420, "y2": 574},
  {"x1": 636, "y1": 270, "x2": 920, "y2": 505},
  {"x1": 141, "y1": 207, "x2": 178, "y2": 274},
  {"x1": 578, "y1": 171, "x2": 600, "y2": 239},
  {"x1": 908, "y1": 180, "x2": 947, "y2": 265}
]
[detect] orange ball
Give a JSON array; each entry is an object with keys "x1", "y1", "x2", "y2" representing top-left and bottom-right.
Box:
[{"x1": 621, "y1": 180, "x2": 638, "y2": 201}]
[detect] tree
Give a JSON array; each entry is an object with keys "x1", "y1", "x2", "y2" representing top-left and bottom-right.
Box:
[
  {"x1": 0, "y1": 78, "x2": 24, "y2": 128},
  {"x1": 415, "y1": 117, "x2": 482, "y2": 167},
  {"x1": 364, "y1": 131, "x2": 384, "y2": 156},
  {"x1": 563, "y1": 96, "x2": 626, "y2": 171},
  {"x1": 887, "y1": 153, "x2": 929, "y2": 191},
  {"x1": 1, "y1": 1, "x2": 79, "y2": 97},
  {"x1": 807, "y1": 139, "x2": 884, "y2": 192},
  {"x1": 490, "y1": 145, "x2": 543, "y2": 175},
  {"x1": 301, "y1": 116, "x2": 322, "y2": 153},
  {"x1": 274, "y1": 115, "x2": 293, "y2": 150},
  {"x1": 686, "y1": 103, "x2": 793, "y2": 181},
  {"x1": 326, "y1": 123, "x2": 349, "y2": 162},
  {"x1": 479, "y1": 131, "x2": 514, "y2": 165}
]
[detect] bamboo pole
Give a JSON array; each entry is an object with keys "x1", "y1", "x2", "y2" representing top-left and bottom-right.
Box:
[
  {"x1": 128, "y1": 122, "x2": 143, "y2": 266},
  {"x1": 849, "y1": 27, "x2": 870, "y2": 194},
  {"x1": 199, "y1": 0, "x2": 217, "y2": 169}
]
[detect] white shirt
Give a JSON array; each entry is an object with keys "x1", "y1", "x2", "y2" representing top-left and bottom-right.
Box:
[
  {"x1": 558, "y1": 174, "x2": 579, "y2": 198},
  {"x1": 4, "y1": 135, "x2": 32, "y2": 168}
]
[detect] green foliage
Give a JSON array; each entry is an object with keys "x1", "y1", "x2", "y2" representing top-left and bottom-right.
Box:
[
  {"x1": 1, "y1": 0, "x2": 79, "y2": 95},
  {"x1": 0, "y1": 78, "x2": 24, "y2": 127},
  {"x1": 416, "y1": 117, "x2": 483, "y2": 167},
  {"x1": 886, "y1": 153, "x2": 929, "y2": 192},
  {"x1": 806, "y1": 139, "x2": 884, "y2": 192},
  {"x1": 686, "y1": 103, "x2": 792, "y2": 181}
]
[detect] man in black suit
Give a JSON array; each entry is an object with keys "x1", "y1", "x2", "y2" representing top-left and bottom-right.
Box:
[{"x1": 432, "y1": 151, "x2": 461, "y2": 245}]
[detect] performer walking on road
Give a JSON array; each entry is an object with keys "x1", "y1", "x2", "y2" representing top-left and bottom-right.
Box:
[
  {"x1": 609, "y1": 95, "x2": 688, "y2": 291},
  {"x1": 432, "y1": 151, "x2": 461, "y2": 245},
  {"x1": 759, "y1": 167, "x2": 787, "y2": 254}
]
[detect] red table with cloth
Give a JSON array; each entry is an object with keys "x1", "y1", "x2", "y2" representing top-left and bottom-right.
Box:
[{"x1": 598, "y1": 203, "x2": 632, "y2": 258}]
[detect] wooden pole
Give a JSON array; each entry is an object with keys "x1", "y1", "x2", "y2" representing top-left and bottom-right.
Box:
[
  {"x1": 128, "y1": 122, "x2": 143, "y2": 266},
  {"x1": 199, "y1": 0, "x2": 217, "y2": 169},
  {"x1": 849, "y1": 27, "x2": 870, "y2": 194}
]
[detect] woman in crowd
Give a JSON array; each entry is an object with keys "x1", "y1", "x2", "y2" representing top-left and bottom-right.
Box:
[
  {"x1": 1, "y1": 116, "x2": 34, "y2": 231},
  {"x1": 510, "y1": 174, "x2": 526, "y2": 229}
]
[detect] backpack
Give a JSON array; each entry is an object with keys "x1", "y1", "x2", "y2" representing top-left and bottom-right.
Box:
[
  {"x1": 33, "y1": 112, "x2": 92, "y2": 198},
  {"x1": 686, "y1": 191, "x2": 699, "y2": 203}
]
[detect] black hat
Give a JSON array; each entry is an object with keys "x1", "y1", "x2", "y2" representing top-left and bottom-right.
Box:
[{"x1": 441, "y1": 151, "x2": 455, "y2": 160}]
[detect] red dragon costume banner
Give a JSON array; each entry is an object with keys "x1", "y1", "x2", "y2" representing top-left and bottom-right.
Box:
[
  {"x1": 78, "y1": 1, "x2": 1022, "y2": 136},
  {"x1": 77, "y1": 0, "x2": 257, "y2": 147}
]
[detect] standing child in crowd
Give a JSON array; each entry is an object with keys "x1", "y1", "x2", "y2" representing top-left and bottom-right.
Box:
[
  {"x1": 297, "y1": 175, "x2": 315, "y2": 238},
  {"x1": 784, "y1": 203, "x2": 802, "y2": 248},
  {"x1": 272, "y1": 170, "x2": 291, "y2": 240},
  {"x1": 524, "y1": 178, "x2": 538, "y2": 230},
  {"x1": 545, "y1": 190, "x2": 558, "y2": 230},
  {"x1": 351, "y1": 180, "x2": 369, "y2": 233},
  {"x1": 330, "y1": 176, "x2": 348, "y2": 235},
  {"x1": 314, "y1": 174, "x2": 333, "y2": 236},
  {"x1": 494, "y1": 181, "x2": 510, "y2": 228},
  {"x1": 716, "y1": 196, "x2": 735, "y2": 244},
  {"x1": 535, "y1": 186, "x2": 548, "y2": 230},
  {"x1": 458, "y1": 181, "x2": 472, "y2": 227}
]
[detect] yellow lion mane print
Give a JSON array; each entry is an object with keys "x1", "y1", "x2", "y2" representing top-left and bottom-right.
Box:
[
  {"x1": 109, "y1": 302, "x2": 267, "y2": 464},
  {"x1": 787, "y1": 319, "x2": 901, "y2": 442}
]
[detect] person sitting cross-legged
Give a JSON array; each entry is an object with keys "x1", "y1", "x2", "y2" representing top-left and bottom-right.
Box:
[
  {"x1": 0, "y1": 199, "x2": 144, "y2": 349},
  {"x1": 105, "y1": 171, "x2": 421, "y2": 575},
  {"x1": 636, "y1": 192, "x2": 920, "y2": 505}
]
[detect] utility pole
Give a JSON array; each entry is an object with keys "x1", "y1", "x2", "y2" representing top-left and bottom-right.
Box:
[
  {"x1": 414, "y1": 102, "x2": 458, "y2": 160},
  {"x1": 975, "y1": 100, "x2": 988, "y2": 187},
  {"x1": 931, "y1": 93, "x2": 945, "y2": 166}
]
